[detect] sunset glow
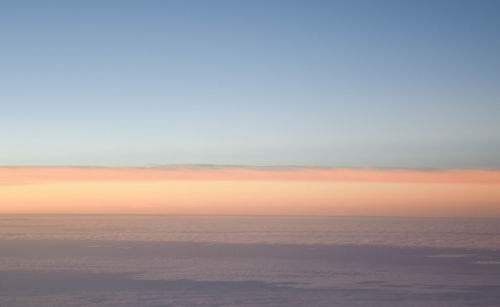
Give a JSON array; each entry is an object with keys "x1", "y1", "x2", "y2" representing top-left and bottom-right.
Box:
[{"x1": 2, "y1": 167, "x2": 499, "y2": 216}]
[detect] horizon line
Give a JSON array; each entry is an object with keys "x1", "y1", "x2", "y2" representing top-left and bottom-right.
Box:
[{"x1": 1, "y1": 164, "x2": 500, "y2": 171}]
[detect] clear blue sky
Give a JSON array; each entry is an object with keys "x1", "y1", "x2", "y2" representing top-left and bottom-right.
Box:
[{"x1": 1, "y1": 0, "x2": 499, "y2": 168}]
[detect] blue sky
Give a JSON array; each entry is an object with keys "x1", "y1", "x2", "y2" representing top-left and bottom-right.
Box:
[{"x1": 1, "y1": 0, "x2": 499, "y2": 167}]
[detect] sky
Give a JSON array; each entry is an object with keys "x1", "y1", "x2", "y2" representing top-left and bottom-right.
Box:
[
  {"x1": 1, "y1": 1, "x2": 500, "y2": 216},
  {"x1": 1, "y1": 167, "x2": 500, "y2": 216},
  {"x1": 1, "y1": 0, "x2": 499, "y2": 168}
]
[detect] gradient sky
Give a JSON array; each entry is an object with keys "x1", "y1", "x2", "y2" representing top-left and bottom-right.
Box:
[
  {"x1": 1, "y1": 0, "x2": 499, "y2": 167},
  {"x1": 2, "y1": 167, "x2": 500, "y2": 216}
]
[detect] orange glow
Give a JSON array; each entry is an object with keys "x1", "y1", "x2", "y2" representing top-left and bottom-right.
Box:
[
  {"x1": 1, "y1": 166, "x2": 500, "y2": 183},
  {"x1": 1, "y1": 167, "x2": 499, "y2": 216}
]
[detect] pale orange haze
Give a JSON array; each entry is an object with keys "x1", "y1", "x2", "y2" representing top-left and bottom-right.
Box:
[{"x1": 1, "y1": 167, "x2": 500, "y2": 217}]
